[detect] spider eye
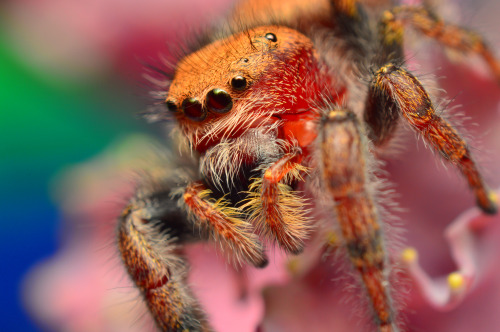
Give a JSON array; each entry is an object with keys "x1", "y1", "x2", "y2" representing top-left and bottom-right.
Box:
[
  {"x1": 206, "y1": 88, "x2": 233, "y2": 114},
  {"x1": 181, "y1": 98, "x2": 207, "y2": 121},
  {"x1": 231, "y1": 76, "x2": 247, "y2": 91},
  {"x1": 165, "y1": 100, "x2": 178, "y2": 112},
  {"x1": 265, "y1": 33, "x2": 277, "y2": 42}
]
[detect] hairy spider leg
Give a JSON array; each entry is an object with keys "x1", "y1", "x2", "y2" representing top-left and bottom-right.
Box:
[
  {"x1": 182, "y1": 181, "x2": 268, "y2": 267},
  {"x1": 242, "y1": 150, "x2": 310, "y2": 254},
  {"x1": 366, "y1": 64, "x2": 497, "y2": 214},
  {"x1": 321, "y1": 109, "x2": 398, "y2": 332},
  {"x1": 380, "y1": 5, "x2": 500, "y2": 83},
  {"x1": 118, "y1": 184, "x2": 211, "y2": 332}
]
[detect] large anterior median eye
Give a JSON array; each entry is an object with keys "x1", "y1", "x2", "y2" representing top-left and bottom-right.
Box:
[
  {"x1": 206, "y1": 88, "x2": 233, "y2": 114},
  {"x1": 181, "y1": 98, "x2": 206, "y2": 121}
]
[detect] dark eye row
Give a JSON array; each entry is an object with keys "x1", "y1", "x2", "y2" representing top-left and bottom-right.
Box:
[
  {"x1": 163, "y1": 31, "x2": 277, "y2": 121},
  {"x1": 165, "y1": 74, "x2": 249, "y2": 121}
]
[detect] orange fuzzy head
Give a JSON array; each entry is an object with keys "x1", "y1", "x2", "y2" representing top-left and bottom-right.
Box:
[{"x1": 164, "y1": 25, "x2": 329, "y2": 152}]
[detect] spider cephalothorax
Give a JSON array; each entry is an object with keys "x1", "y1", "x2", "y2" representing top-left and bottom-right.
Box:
[
  {"x1": 165, "y1": 26, "x2": 336, "y2": 154},
  {"x1": 118, "y1": 0, "x2": 499, "y2": 331}
]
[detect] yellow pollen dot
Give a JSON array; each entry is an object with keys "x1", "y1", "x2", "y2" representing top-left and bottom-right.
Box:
[
  {"x1": 287, "y1": 258, "x2": 300, "y2": 275},
  {"x1": 488, "y1": 191, "x2": 498, "y2": 205},
  {"x1": 382, "y1": 10, "x2": 394, "y2": 21},
  {"x1": 325, "y1": 231, "x2": 337, "y2": 246},
  {"x1": 448, "y1": 272, "x2": 465, "y2": 290},
  {"x1": 401, "y1": 247, "x2": 418, "y2": 263}
]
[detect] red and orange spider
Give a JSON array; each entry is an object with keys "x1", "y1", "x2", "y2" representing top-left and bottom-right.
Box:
[{"x1": 118, "y1": 0, "x2": 499, "y2": 331}]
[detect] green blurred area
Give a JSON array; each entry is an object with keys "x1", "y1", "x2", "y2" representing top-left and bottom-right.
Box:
[
  {"x1": 0, "y1": 32, "x2": 149, "y2": 330},
  {"x1": 0, "y1": 32, "x2": 147, "y2": 217},
  {"x1": 0, "y1": 14, "x2": 159, "y2": 326}
]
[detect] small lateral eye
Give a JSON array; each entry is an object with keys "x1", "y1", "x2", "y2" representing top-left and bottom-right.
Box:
[
  {"x1": 181, "y1": 98, "x2": 207, "y2": 121},
  {"x1": 231, "y1": 76, "x2": 247, "y2": 91},
  {"x1": 165, "y1": 100, "x2": 178, "y2": 112},
  {"x1": 265, "y1": 33, "x2": 277, "y2": 42},
  {"x1": 206, "y1": 88, "x2": 233, "y2": 114}
]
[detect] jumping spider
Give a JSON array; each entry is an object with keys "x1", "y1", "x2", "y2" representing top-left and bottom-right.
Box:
[{"x1": 118, "y1": 0, "x2": 499, "y2": 331}]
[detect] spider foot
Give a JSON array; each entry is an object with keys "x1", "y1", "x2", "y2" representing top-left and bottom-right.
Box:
[
  {"x1": 243, "y1": 153, "x2": 311, "y2": 255},
  {"x1": 476, "y1": 190, "x2": 498, "y2": 215}
]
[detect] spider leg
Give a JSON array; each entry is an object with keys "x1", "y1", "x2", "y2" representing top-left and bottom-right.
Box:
[
  {"x1": 365, "y1": 63, "x2": 497, "y2": 214},
  {"x1": 118, "y1": 182, "x2": 210, "y2": 332},
  {"x1": 320, "y1": 109, "x2": 398, "y2": 332},
  {"x1": 118, "y1": 178, "x2": 267, "y2": 332},
  {"x1": 379, "y1": 5, "x2": 500, "y2": 82},
  {"x1": 243, "y1": 149, "x2": 310, "y2": 254},
  {"x1": 182, "y1": 181, "x2": 268, "y2": 267}
]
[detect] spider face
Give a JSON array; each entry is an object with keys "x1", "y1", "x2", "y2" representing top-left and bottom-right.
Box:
[
  {"x1": 118, "y1": 1, "x2": 499, "y2": 331},
  {"x1": 165, "y1": 26, "x2": 331, "y2": 152}
]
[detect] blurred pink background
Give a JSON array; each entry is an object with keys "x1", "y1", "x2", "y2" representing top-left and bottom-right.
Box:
[{"x1": 4, "y1": 0, "x2": 499, "y2": 331}]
